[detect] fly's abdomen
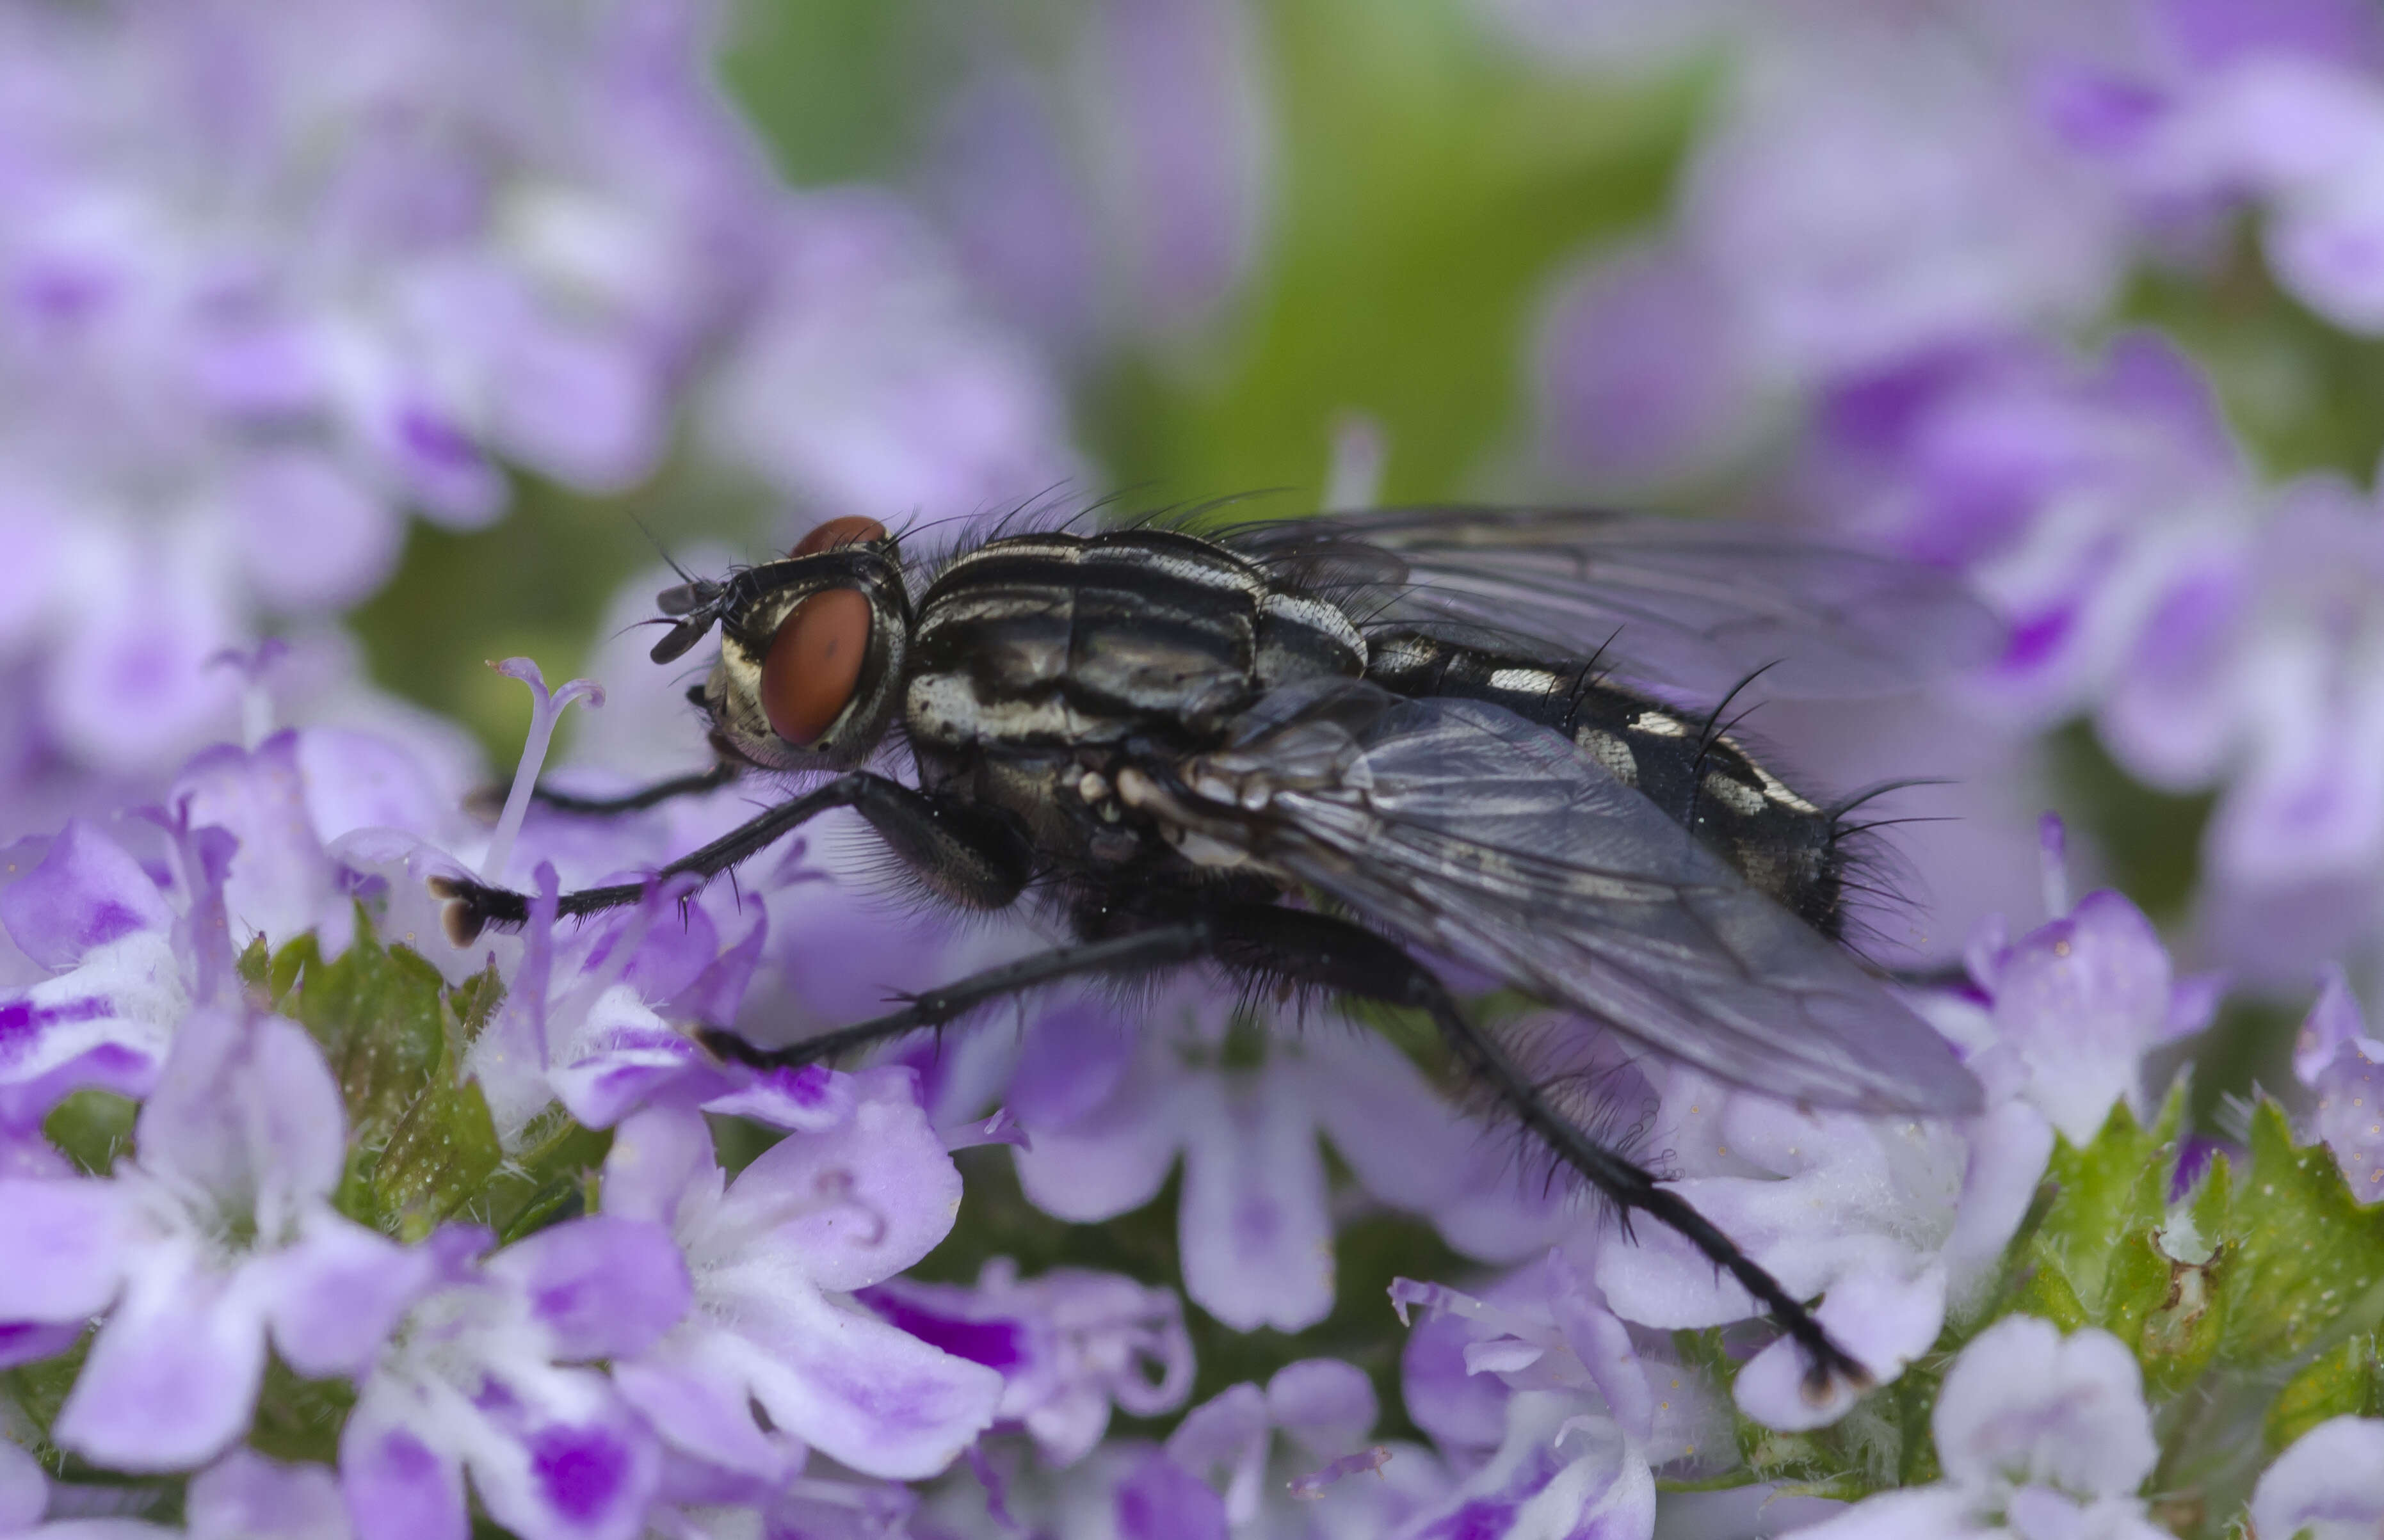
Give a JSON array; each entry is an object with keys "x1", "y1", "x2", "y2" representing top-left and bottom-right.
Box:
[{"x1": 1365, "y1": 630, "x2": 1848, "y2": 936}]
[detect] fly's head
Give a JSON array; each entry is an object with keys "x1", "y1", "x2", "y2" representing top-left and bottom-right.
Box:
[{"x1": 653, "y1": 516, "x2": 913, "y2": 773}]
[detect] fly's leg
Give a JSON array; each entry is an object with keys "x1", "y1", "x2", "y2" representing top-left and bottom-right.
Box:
[
  {"x1": 433, "y1": 772, "x2": 1033, "y2": 943},
  {"x1": 691, "y1": 892, "x2": 1865, "y2": 1399},
  {"x1": 518, "y1": 762, "x2": 739, "y2": 816},
  {"x1": 1204, "y1": 902, "x2": 1869, "y2": 1402},
  {"x1": 697, "y1": 923, "x2": 1216, "y2": 1070}
]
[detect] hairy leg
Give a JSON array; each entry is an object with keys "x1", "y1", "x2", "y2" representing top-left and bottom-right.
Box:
[
  {"x1": 697, "y1": 894, "x2": 1864, "y2": 1397},
  {"x1": 433, "y1": 771, "x2": 1033, "y2": 942}
]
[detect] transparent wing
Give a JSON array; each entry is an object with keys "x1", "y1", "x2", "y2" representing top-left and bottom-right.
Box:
[
  {"x1": 1159, "y1": 679, "x2": 1981, "y2": 1116},
  {"x1": 1214, "y1": 505, "x2": 2001, "y2": 699}
]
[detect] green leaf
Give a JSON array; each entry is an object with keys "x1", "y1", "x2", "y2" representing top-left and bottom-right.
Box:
[
  {"x1": 273, "y1": 920, "x2": 447, "y2": 1139},
  {"x1": 485, "y1": 1111, "x2": 614, "y2": 1243},
  {"x1": 2138, "y1": 1154, "x2": 2231, "y2": 1398},
  {"x1": 367, "y1": 1068, "x2": 503, "y2": 1244},
  {"x1": 2265, "y1": 1336, "x2": 2380, "y2": 1453},
  {"x1": 42, "y1": 1090, "x2": 139, "y2": 1177},
  {"x1": 2011, "y1": 1091, "x2": 2183, "y2": 1339},
  {"x1": 246, "y1": 1352, "x2": 358, "y2": 1466},
  {"x1": 2221, "y1": 1100, "x2": 2384, "y2": 1366}
]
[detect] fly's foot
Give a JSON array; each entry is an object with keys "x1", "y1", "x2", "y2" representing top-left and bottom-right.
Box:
[{"x1": 426, "y1": 875, "x2": 529, "y2": 947}]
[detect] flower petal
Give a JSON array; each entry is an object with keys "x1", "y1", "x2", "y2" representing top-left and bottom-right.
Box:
[
  {"x1": 0, "y1": 1176, "x2": 130, "y2": 1319},
  {"x1": 2249, "y1": 1415, "x2": 2384, "y2": 1540},
  {"x1": 187, "y1": 1447, "x2": 355, "y2": 1540},
  {"x1": 256, "y1": 1212, "x2": 434, "y2": 1379},
  {"x1": 339, "y1": 1387, "x2": 469, "y2": 1540},
  {"x1": 1177, "y1": 1072, "x2": 1333, "y2": 1333},
  {"x1": 1932, "y1": 1316, "x2": 2156, "y2": 1498},
  {"x1": 486, "y1": 1215, "x2": 692, "y2": 1363},
  {"x1": 56, "y1": 1253, "x2": 268, "y2": 1471},
  {"x1": 469, "y1": 1395, "x2": 659, "y2": 1540},
  {"x1": 611, "y1": 1331, "x2": 791, "y2": 1482},
  {"x1": 0, "y1": 819, "x2": 172, "y2": 968},
  {"x1": 135, "y1": 1011, "x2": 348, "y2": 1228},
  {"x1": 1265, "y1": 1358, "x2": 1377, "y2": 1461},
  {"x1": 724, "y1": 1066, "x2": 960, "y2": 1292},
  {"x1": 714, "y1": 1272, "x2": 1002, "y2": 1480},
  {"x1": 1734, "y1": 1262, "x2": 1947, "y2": 1432},
  {"x1": 601, "y1": 1105, "x2": 719, "y2": 1230}
]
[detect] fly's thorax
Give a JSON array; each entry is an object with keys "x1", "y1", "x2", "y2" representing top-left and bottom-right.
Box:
[
  {"x1": 902, "y1": 530, "x2": 1365, "y2": 758},
  {"x1": 704, "y1": 530, "x2": 914, "y2": 773}
]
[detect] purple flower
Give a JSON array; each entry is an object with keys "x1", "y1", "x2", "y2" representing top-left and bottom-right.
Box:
[
  {"x1": 1677, "y1": 24, "x2": 2127, "y2": 384},
  {"x1": 2292, "y1": 965, "x2": 2384, "y2": 1200},
  {"x1": 860, "y1": 1258, "x2": 1195, "y2": 1466},
  {"x1": 1006, "y1": 988, "x2": 1565, "y2": 1333},
  {"x1": 0, "y1": 1438, "x2": 173, "y2": 1539},
  {"x1": 0, "y1": 0, "x2": 775, "y2": 782},
  {"x1": 1390, "y1": 1258, "x2": 1716, "y2": 1540},
  {"x1": 0, "y1": 818, "x2": 188, "y2": 1121},
  {"x1": 700, "y1": 195, "x2": 1081, "y2": 539},
  {"x1": 1959, "y1": 886, "x2": 2216, "y2": 1146},
  {"x1": 0, "y1": 1009, "x2": 423, "y2": 1471},
  {"x1": 602, "y1": 1075, "x2": 1004, "y2": 1482},
  {"x1": 186, "y1": 1448, "x2": 357, "y2": 1540},
  {"x1": 926, "y1": 0, "x2": 1271, "y2": 349},
  {"x1": 339, "y1": 1218, "x2": 688, "y2": 1540},
  {"x1": 1584, "y1": 1050, "x2": 2050, "y2": 1430},
  {"x1": 1782, "y1": 1316, "x2": 2171, "y2": 1540},
  {"x1": 2248, "y1": 1415, "x2": 2384, "y2": 1540}
]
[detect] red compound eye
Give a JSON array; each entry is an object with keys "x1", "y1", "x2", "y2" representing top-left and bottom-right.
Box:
[
  {"x1": 791, "y1": 516, "x2": 887, "y2": 556},
  {"x1": 761, "y1": 590, "x2": 871, "y2": 745},
  {"x1": 759, "y1": 517, "x2": 887, "y2": 746}
]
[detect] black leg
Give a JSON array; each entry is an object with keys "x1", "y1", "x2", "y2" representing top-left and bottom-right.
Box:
[
  {"x1": 1202, "y1": 902, "x2": 1867, "y2": 1400},
  {"x1": 431, "y1": 773, "x2": 1034, "y2": 943},
  {"x1": 527, "y1": 762, "x2": 739, "y2": 816},
  {"x1": 694, "y1": 891, "x2": 1865, "y2": 1398},
  {"x1": 697, "y1": 923, "x2": 1215, "y2": 1070}
]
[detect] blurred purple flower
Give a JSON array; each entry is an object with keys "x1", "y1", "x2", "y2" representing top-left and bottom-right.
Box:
[
  {"x1": 1006, "y1": 989, "x2": 1565, "y2": 1333},
  {"x1": 602, "y1": 1079, "x2": 1004, "y2": 1482},
  {"x1": 2248, "y1": 1415, "x2": 2384, "y2": 1540},
  {"x1": 860, "y1": 1258, "x2": 1195, "y2": 1467},
  {"x1": 1678, "y1": 24, "x2": 2127, "y2": 385},
  {"x1": 0, "y1": 0, "x2": 774, "y2": 781},
  {"x1": 0, "y1": 1438, "x2": 173, "y2": 1539},
  {"x1": 1957, "y1": 885, "x2": 2217, "y2": 1146},
  {"x1": 1391, "y1": 1256, "x2": 1718, "y2": 1540},
  {"x1": 1531, "y1": 238, "x2": 1775, "y2": 493},
  {"x1": 2292, "y1": 965, "x2": 2384, "y2": 1201},
  {"x1": 926, "y1": 0, "x2": 1271, "y2": 351},
  {"x1": 339, "y1": 1217, "x2": 686, "y2": 1540},
  {"x1": 701, "y1": 195, "x2": 1082, "y2": 542},
  {"x1": 0, "y1": 818, "x2": 189, "y2": 1121},
  {"x1": 0, "y1": 1009, "x2": 423, "y2": 1472},
  {"x1": 1782, "y1": 1316, "x2": 2171, "y2": 1540},
  {"x1": 1116, "y1": 1360, "x2": 1442, "y2": 1539}
]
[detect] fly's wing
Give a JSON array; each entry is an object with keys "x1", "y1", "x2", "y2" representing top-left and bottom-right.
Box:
[
  {"x1": 1154, "y1": 678, "x2": 1981, "y2": 1116},
  {"x1": 1214, "y1": 506, "x2": 2001, "y2": 700}
]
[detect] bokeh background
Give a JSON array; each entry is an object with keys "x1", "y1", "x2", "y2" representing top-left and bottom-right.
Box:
[{"x1": 17, "y1": 0, "x2": 2384, "y2": 1367}]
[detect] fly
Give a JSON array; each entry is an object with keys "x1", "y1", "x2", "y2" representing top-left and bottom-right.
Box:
[{"x1": 431, "y1": 505, "x2": 1997, "y2": 1399}]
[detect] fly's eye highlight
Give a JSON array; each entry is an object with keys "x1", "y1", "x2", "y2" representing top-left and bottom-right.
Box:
[{"x1": 760, "y1": 518, "x2": 888, "y2": 746}]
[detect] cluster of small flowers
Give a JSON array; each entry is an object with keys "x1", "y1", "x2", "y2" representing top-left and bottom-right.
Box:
[
  {"x1": 0, "y1": 0, "x2": 1077, "y2": 828},
  {"x1": 9, "y1": 629, "x2": 2384, "y2": 1537},
  {"x1": 1495, "y1": 0, "x2": 2384, "y2": 984}
]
